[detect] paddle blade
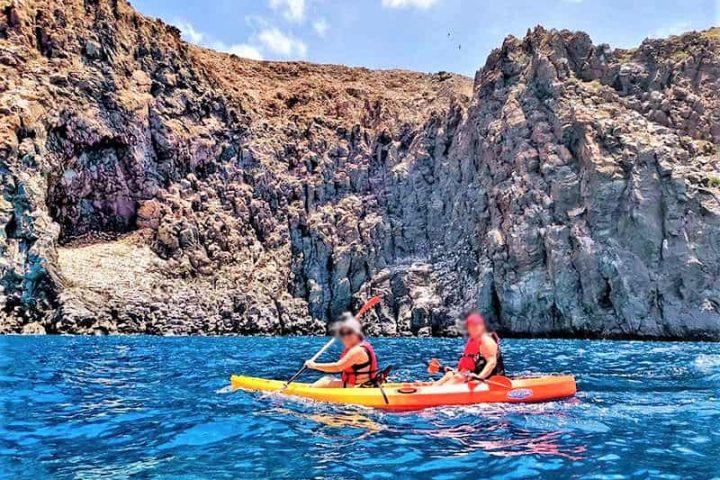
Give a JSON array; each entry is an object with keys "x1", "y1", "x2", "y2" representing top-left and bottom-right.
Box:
[
  {"x1": 487, "y1": 375, "x2": 513, "y2": 389},
  {"x1": 355, "y1": 295, "x2": 381, "y2": 320}
]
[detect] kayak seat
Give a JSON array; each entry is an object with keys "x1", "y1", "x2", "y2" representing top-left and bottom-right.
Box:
[
  {"x1": 362, "y1": 365, "x2": 392, "y2": 387},
  {"x1": 376, "y1": 365, "x2": 393, "y2": 385}
]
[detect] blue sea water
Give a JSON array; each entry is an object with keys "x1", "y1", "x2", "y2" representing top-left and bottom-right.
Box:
[{"x1": 1, "y1": 336, "x2": 719, "y2": 479}]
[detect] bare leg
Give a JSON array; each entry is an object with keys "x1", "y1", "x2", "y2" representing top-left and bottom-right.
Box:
[
  {"x1": 311, "y1": 376, "x2": 344, "y2": 388},
  {"x1": 434, "y1": 371, "x2": 453, "y2": 386},
  {"x1": 434, "y1": 371, "x2": 467, "y2": 386}
]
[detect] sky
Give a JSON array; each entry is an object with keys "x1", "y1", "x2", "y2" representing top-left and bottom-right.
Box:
[{"x1": 130, "y1": 0, "x2": 720, "y2": 76}]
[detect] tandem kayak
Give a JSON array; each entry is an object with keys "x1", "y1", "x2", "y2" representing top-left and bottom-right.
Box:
[{"x1": 230, "y1": 374, "x2": 577, "y2": 411}]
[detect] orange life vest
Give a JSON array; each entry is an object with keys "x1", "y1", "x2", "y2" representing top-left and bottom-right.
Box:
[
  {"x1": 457, "y1": 332, "x2": 505, "y2": 375},
  {"x1": 340, "y1": 341, "x2": 379, "y2": 387}
]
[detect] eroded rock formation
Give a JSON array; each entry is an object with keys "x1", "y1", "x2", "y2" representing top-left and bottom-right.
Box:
[{"x1": 1, "y1": 0, "x2": 718, "y2": 338}]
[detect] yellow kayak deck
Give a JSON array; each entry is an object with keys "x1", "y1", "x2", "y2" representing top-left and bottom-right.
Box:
[{"x1": 230, "y1": 374, "x2": 577, "y2": 411}]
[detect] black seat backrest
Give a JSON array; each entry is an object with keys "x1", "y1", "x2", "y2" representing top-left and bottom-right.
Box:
[{"x1": 375, "y1": 365, "x2": 393, "y2": 386}]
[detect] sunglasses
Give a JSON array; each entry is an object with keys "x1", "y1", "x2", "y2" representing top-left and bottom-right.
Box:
[{"x1": 338, "y1": 329, "x2": 355, "y2": 337}]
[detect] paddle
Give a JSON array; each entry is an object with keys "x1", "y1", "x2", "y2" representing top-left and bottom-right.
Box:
[
  {"x1": 280, "y1": 295, "x2": 382, "y2": 391},
  {"x1": 427, "y1": 358, "x2": 512, "y2": 390},
  {"x1": 471, "y1": 374, "x2": 513, "y2": 390}
]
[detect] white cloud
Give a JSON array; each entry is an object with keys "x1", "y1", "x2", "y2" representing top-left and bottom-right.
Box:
[
  {"x1": 269, "y1": 0, "x2": 306, "y2": 23},
  {"x1": 172, "y1": 19, "x2": 263, "y2": 60},
  {"x1": 313, "y1": 18, "x2": 328, "y2": 37},
  {"x1": 381, "y1": 0, "x2": 439, "y2": 9},
  {"x1": 223, "y1": 44, "x2": 263, "y2": 60},
  {"x1": 653, "y1": 20, "x2": 692, "y2": 38},
  {"x1": 258, "y1": 27, "x2": 307, "y2": 57},
  {"x1": 172, "y1": 19, "x2": 312, "y2": 61},
  {"x1": 174, "y1": 20, "x2": 205, "y2": 44}
]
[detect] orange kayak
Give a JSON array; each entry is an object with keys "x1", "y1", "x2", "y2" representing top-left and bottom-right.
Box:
[{"x1": 230, "y1": 374, "x2": 577, "y2": 411}]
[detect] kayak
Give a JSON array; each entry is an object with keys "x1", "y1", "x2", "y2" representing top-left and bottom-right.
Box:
[{"x1": 230, "y1": 374, "x2": 577, "y2": 411}]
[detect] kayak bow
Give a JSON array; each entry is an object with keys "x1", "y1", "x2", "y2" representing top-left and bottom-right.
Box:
[{"x1": 230, "y1": 374, "x2": 576, "y2": 411}]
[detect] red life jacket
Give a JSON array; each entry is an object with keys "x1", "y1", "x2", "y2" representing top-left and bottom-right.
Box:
[
  {"x1": 457, "y1": 332, "x2": 505, "y2": 375},
  {"x1": 340, "y1": 341, "x2": 379, "y2": 387}
]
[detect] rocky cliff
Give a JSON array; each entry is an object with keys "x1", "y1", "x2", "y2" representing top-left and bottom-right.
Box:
[{"x1": 1, "y1": 0, "x2": 718, "y2": 338}]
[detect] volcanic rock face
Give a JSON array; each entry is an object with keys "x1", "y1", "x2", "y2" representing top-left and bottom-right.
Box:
[{"x1": 0, "y1": 0, "x2": 718, "y2": 338}]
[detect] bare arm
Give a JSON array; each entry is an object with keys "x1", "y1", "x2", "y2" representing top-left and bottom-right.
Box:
[
  {"x1": 476, "y1": 357, "x2": 497, "y2": 380},
  {"x1": 476, "y1": 335, "x2": 499, "y2": 379},
  {"x1": 306, "y1": 347, "x2": 367, "y2": 373}
]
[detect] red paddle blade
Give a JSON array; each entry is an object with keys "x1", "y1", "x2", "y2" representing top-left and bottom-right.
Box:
[
  {"x1": 355, "y1": 295, "x2": 381, "y2": 320},
  {"x1": 487, "y1": 375, "x2": 513, "y2": 389}
]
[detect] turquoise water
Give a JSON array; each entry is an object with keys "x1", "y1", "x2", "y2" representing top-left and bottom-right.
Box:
[{"x1": 1, "y1": 337, "x2": 719, "y2": 479}]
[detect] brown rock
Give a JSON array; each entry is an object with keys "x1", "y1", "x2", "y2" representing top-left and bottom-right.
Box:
[
  {"x1": 0, "y1": 1, "x2": 717, "y2": 340},
  {"x1": 21, "y1": 322, "x2": 47, "y2": 335}
]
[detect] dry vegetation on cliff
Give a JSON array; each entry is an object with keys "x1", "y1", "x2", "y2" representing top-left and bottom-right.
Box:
[{"x1": 0, "y1": 0, "x2": 718, "y2": 338}]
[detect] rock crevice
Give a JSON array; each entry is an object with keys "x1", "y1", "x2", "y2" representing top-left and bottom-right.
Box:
[{"x1": 0, "y1": 1, "x2": 718, "y2": 338}]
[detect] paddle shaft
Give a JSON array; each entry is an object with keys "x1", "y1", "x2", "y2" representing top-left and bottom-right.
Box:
[
  {"x1": 283, "y1": 337, "x2": 335, "y2": 387},
  {"x1": 282, "y1": 295, "x2": 382, "y2": 390},
  {"x1": 468, "y1": 373, "x2": 511, "y2": 390}
]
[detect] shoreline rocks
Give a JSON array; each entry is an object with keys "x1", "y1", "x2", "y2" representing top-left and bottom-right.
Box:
[{"x1": 0, "y1": 1, "x2": 718, "y2": 339}]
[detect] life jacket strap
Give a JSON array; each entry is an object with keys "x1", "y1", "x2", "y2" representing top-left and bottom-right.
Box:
[{"x1": 357, "y1": 365, "x2": 393, "y2": 388}]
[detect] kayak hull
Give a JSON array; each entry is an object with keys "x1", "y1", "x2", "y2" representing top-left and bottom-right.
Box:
[{"x1": 230, "y1": 374, "x2": 577, "y2": 411}]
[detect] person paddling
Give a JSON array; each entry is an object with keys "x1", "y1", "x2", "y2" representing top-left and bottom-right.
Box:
[
  {"x1": 432, "y1": 312, "x2": 505, "y2": 385},
  {"x1": 304, "y1": 312, "x2": 379, "y2": 388}
]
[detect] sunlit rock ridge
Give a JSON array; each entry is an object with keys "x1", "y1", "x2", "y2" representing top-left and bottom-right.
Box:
[{"x1": 1, "y1": 0, "x2": 718, "y2": 338}]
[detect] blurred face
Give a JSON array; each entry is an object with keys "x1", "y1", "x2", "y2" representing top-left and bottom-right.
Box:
[
  {"x1": 338, "y1": 328, "x2": 362, "y2": 348},
  {"x1": 467, "y1": 321, "x2": 486, "y2": 339}
]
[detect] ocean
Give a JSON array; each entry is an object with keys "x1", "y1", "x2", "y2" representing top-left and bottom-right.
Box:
[{"x1": 1, "y1": 336, "x2": 719, "y2": 479}]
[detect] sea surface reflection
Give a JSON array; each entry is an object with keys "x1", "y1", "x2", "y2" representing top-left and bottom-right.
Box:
[{"x1": 1, "y1": 336, "x2": 719, "y2": 479}]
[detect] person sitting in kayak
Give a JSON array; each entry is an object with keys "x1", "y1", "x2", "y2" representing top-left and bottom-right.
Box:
[
  {"x1": 432, "y1": 312, "x2": 505, "y2": 385},
  {"x1": 304, "y1": 313, "x2": 379, "y2": 388}
]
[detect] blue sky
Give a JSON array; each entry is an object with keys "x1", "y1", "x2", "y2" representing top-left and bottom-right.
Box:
[{"x1": 130, "y1": 0, "x2": 720, "y2": 75}]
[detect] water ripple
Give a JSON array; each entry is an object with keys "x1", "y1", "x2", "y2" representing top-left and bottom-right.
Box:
[{"x1": 1, "y1": 336, "x2": 719, "y2": 479}]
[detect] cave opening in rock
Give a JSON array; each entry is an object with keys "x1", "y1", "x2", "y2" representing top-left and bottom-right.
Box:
[
  {"x1": 45, "y1": 136, "x2": 142, "y2": 244},
  {"x1": 4, "y1": 213, "x2": 17, "y2": 239},
  {"x1": 490, "y1": 283, "x2": 503, "y2": 327},
  {"x1": 599, "y1": 279, "x2": 613, "y2": 309}
]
